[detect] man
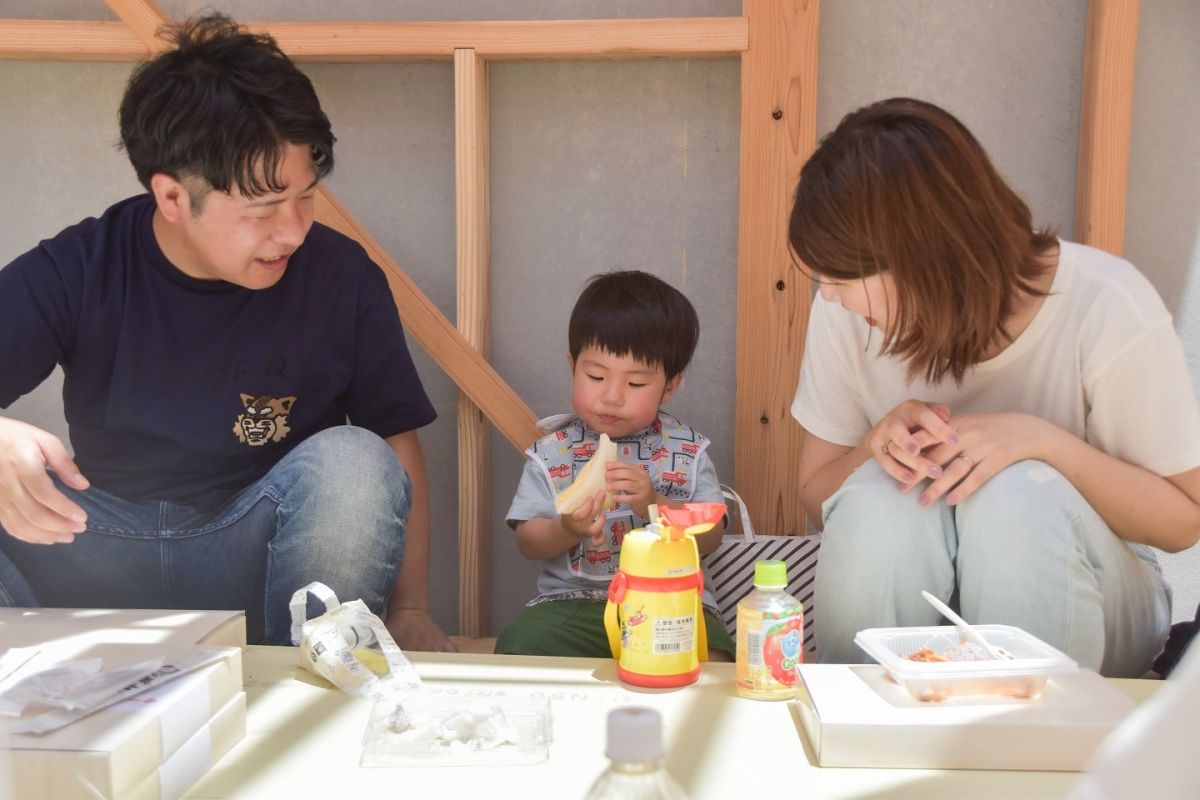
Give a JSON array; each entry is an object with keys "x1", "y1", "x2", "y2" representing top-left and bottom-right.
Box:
[{"x1": 0, "y1": 13, "x2": 453, "y2": 650}]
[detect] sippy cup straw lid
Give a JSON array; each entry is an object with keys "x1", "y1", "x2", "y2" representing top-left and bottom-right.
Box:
[
  {"x1": 659, "y1": 502, "x2": 727, "y2": 535},
  {"x1": 754, "y1": 560, "x2": 788, "y2": 588},
  {"x1": 605, "y1": 707, "x2": 665, "y2": 763}
]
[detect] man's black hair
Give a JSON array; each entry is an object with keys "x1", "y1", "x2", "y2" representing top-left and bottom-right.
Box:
[
  {"x1": 568, "y1": 270, "x2": 700, "y2": 381},
  {"x1": 119, "y1": 13, "x2": 334, "y2": 203}
]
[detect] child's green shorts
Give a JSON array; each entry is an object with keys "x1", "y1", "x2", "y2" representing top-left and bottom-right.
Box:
[{"x1": 494, "y1": 599, "x2": 736, "y2": 658}]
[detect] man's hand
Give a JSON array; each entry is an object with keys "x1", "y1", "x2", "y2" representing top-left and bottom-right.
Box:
[
  {"x1": 0, "y1": 416, "x2": 90, "y2": 545},
  {"x1": 606, "y1": 462, "x2": 656, "y2": 518},
  {"x1": 385, "y1": 608, "x2": 458, "y2": 653}
]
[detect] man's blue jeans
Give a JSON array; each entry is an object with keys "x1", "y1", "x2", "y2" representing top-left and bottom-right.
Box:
[{"x1": 0, "y1": 426, "x2": 410, "y2": 645}]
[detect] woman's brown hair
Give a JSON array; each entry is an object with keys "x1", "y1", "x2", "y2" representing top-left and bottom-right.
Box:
[{"x1": 788, "y1": 97, "x2": 1057, "y2": 384}]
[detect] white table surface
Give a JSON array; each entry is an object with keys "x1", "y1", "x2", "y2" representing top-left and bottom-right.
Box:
[{"x1": 185, "y1": 646, "x2": 1158, "y2": 800}]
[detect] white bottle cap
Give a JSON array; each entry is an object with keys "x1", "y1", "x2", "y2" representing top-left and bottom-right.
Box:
[{"x1": 605, "y1": 706, "x2": 665, "y2": 763}]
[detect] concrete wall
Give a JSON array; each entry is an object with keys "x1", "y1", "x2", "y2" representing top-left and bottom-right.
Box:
[{"x1": 1, "y1": 1, "x2": 1195, "y2": 629}]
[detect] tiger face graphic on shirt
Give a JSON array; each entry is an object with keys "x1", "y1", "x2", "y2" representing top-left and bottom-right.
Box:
[{"x1": 232, "y1": 393, "x2": 297, "y2": 446}]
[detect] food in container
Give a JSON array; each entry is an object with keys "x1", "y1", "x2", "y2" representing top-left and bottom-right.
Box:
[
  {"x1": 855, "y1": 625, "x2": 1077, "y2": 702},
  {"x1": 906, "y1": 641, "x2": 993, "y2": 663}
]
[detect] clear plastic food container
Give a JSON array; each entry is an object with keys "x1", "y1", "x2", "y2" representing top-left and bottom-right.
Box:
[
  {"x1": 854, "y1": 625, "x2": 1077, "y2": 702},
  {"x1": 360, "y1": 694, "x2": 553, "y2": 767}
]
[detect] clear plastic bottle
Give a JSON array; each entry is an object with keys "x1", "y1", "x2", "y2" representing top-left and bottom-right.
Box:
[
  {"x1": 584, "y1": 707, "x2": 688, "y2": 800},
  {"x1": 736, "y1": 559, "x2": 805, "y2": 700}
]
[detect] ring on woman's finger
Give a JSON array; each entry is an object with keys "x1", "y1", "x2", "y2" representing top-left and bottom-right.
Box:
[
  {"x1": 956, "y1": 454, "x2": 975, "y2": 468},
  {"x1": 881, "y1": 442, "x2": 890, "y2": 456}
]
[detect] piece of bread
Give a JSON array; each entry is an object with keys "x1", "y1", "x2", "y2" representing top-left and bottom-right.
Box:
[{"x1": 553, "y1": 433, "x2": 618, "y2": 515}]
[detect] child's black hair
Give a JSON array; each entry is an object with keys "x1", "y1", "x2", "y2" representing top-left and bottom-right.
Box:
[{"x1": 568, "y1": 270, "x2": 699, "y2": 381}]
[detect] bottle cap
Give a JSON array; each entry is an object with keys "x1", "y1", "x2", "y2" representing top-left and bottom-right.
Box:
[
  {"x1": 754, "y1": 559, "x2": 788, "y2": 588},
  {"x1": 605, "y1": 706, "x2": 665, "y2": 763}
]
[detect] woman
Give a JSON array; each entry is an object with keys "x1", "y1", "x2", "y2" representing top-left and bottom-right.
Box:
[{"x1": 789, "y1": 97, "x2": 1200, "y2": 676}]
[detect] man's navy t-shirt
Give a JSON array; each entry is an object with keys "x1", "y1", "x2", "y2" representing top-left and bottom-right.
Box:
[{"x1": 0, "y1": 194, "x2": 437, "y2": 505}]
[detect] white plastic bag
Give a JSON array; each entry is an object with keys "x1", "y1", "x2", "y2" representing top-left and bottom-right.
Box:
[
  {"x1": 290, "y1": 581, "x2": 421, "y2": 700},
  {"x1": 0, "y1": 659, "x2": 102, "y2": 716}
]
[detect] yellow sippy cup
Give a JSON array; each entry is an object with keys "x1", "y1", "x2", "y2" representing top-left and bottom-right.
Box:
[{"x1": 603, "y1": 502, "x2": 725, "y2": 687}]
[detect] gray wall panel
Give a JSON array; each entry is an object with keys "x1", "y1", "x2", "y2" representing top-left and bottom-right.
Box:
[
  {"x1": 488, "y1": 58, "x2": 740, "y2": 625},
  {"x1": 1125, "y1": 0, "x2": 1200, "y2": 622},
  {"x1": 307, "y1": 62, "x2": 462, "y2": 628},
  {"x1": 818, "y1": 0, "x2": 1087, "y2": 236}
]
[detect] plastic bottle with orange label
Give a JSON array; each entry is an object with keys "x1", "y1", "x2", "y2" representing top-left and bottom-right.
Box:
[{"x1": 735, "y1": 560, "x2": 805, "y2": 700}]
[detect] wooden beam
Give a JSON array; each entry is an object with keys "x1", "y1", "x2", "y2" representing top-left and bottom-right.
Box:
[
  {"x1": 259, "y1": 19, "x2": 747, "y2": 62},
  {"x1": 1076, "y1": 0, "x2": 1139, "y2": 255},
  {"x1": 315, "y1": 190, "x2": 539, "y2": 452},
  {"x1": 0, "y1": 20, "x2": 144, "y2": 61},
  {"x1": 735, "y1": 0, "x2": 819, "y2": 536},
  {"x1": 103, "y1": 0, "x2": 169, "y2": 50},
  {"x1": 454, "y1": 48, "x2": 492, "y2": 638},
  {"x1": 0, "y1": 17, "x2": 747, "y2": 63}
]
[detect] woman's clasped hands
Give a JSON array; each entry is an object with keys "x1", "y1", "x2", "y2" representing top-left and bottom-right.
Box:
[{"x1": 869, "y1": 400, "x2": 1047, "y2": 507}]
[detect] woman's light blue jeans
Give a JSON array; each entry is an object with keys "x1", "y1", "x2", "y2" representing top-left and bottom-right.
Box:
[
  {"x1": 815, "y1": 459, "x2": 1171, "y2": 677},
  {"x1": 0, "y1": 426, "x2": 410, "y2": 645}
]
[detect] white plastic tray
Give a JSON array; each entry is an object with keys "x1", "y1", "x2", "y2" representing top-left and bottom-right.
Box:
[
  {"x1": 854, "y1": 625, "x2": 1077, "y2": 701},
  {"x1": 360, "y1": 694, "x2": 552, "y2": 767}
]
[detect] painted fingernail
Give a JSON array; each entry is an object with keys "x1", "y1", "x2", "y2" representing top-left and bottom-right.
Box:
[
  {"x1": 949, "y1": 434, "x2": 960, "y2": 444},
  {"x1": 906, "y1": 442, "x2": 919, "y2": 454},
  {"x1": 918, "y1": 494, "x2": 931, "y2": 506},
  {"x1": 929, "y1": 465, "x2": 943, "y2": 477},
  {"x1": 901, "y1": 471, "x2": 915, "y2": 482}
]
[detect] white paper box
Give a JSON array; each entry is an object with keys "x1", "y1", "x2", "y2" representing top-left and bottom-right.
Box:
[
  {"x1": 0, "y1": 607, "x2": 246, "y2": 652},
  {"x1": 2, "y1": 647, "x2": 242, "y2": 799},
  {"x1": 795, "y1": 664, "x2": 1136, "y2": 771},
  {"x1": 127, "y1": 691, "x2": 247, "y2": 800}
]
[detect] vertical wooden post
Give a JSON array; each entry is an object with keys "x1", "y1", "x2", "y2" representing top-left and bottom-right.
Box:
[
  {"x1": 455, "y1": 48, "x2": 492, "y2": 637},
  {"x1": 1076, "y1": 0, "x2": 1140, "y2": 255},
  {"x1": 735, "y1": 0, "x2": 819, "y2": 536}
]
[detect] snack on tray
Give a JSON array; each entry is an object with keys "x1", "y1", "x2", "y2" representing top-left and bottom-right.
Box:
[
  {"x1": 553, "y1": 433, "x2": 618, "y2": 515},
  {"x1": 386, "y1": 700, "x2": 518, "y2": 751},
  {"x1": 361, "y1": 695, "x2": 552, "y2": 767}
]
